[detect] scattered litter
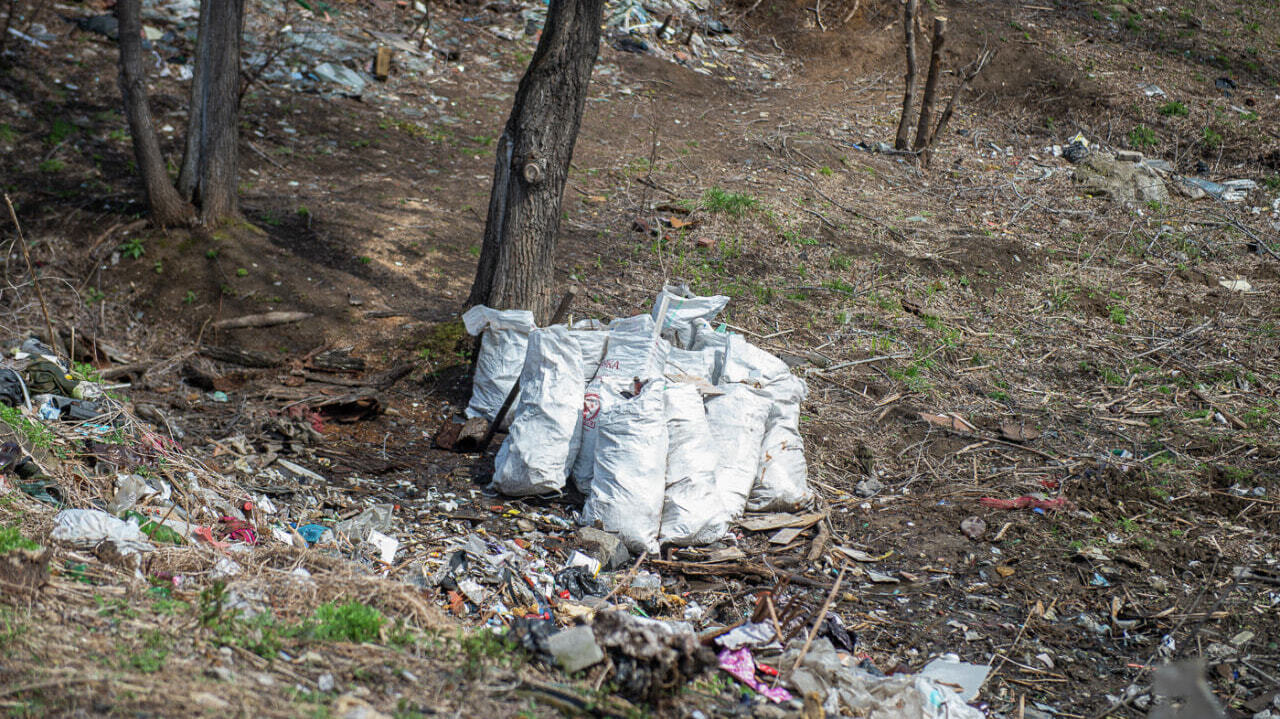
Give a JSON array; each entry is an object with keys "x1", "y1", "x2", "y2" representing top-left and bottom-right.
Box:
[
  {"x1": 718, "y1": 647, "x2": 793, "y2": 703},
  {"x1": 919, "y1": 654, "x2": 991, "y2": 702},
  {"x1": 1218, "y1": 278, "x2": 1252, "y2": 292}
]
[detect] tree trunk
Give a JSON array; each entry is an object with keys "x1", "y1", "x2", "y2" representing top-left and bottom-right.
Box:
[
  {"x1": 185, "y1": 0, "x2": 244, "y2": 224},
  {"x1": 466, "y1": 0, "x2": 604, "y2": 322},
  {"x1": 116, "y1": 0, "x2": 195, "y2": 226},
  {"x1": 176, "y1": 0, "x2": 211, "y2": 200},
  {"x1": 893, "y1": 0, "x2": 919, "y2": 151},
  {"x1": 912, "y1": 16, "x2": 946, "y2": 153}
]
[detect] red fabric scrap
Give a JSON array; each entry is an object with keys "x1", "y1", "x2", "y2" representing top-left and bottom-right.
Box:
[{"x1": 979, "y1": 496, "x2": 1070, "y2": 511}]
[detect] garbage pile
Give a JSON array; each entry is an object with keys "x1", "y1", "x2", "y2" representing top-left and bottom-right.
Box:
[{"x1": 463, "y1": 285, "x2": 814, "y2": 553}]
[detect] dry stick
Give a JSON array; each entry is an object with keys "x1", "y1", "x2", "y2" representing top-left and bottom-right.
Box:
[
  {"x1": 788, "y1": 562, "x2": 848, "y2": 675},
  {"x1": 912, "y1": 16, "x2": 947, "y2": 152},
  {"x1": 893, "y1": 0, "x2": 919, "y2": 150},
  {"x1": 840, "y1": 0, "x2": 860, "y2": 26},
  {"x1": 925, "y1": 48, "x2": 994, "y2": 166},
  {"x1": 4, "y1": 194, "x2": 57, "y2": 354},
  {"x1": 601, "y1": 551, "x2": 649, "y2": 602}
]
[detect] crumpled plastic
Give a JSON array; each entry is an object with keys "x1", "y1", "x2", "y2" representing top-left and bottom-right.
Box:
[
  {"x1": 718, "y1": 647, "x2": 793, "y2": 703},
  {"x1": 50, "y1": 508, "x2": 153, "y2": 555}
]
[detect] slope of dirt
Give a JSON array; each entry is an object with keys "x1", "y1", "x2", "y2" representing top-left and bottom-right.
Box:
[{"x1": 1, "y1": 0, "x2": 1279, "y2": 716}]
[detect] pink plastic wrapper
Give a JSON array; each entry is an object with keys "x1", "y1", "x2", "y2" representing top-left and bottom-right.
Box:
[
  {"x1": 979, "y1": 495, "x2": 1069, "y2": 511},
  {"x1": 718, "y1": 647, "x2": 793, "y2": 703}
]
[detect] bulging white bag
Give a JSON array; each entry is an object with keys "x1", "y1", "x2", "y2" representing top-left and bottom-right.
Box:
[
  {"x1": 660, "y1": 383, "x2": 728, "y2": 546},
  {"x1": 582, "y1": 380, "x2": 668, "y2": 553},
  {"x1": 651, "y1": 284, "x2": 729, "y2": 349},
  {"x1": 597, "y1": 315, "x2": 670, "y2": 382},
  {"x1": 570, "y1": 319, "x2": 609, "y2": 383},
  {"x1": 688, "y1": 318, "x2": 728, "y2": 384},
  {"x1": 704, "y1": 383, "x2": 772, "y2": 517},
  {"x1": 571, "y1": 376, "x2": 623, "y2": 493},
  {"x1": 490, "y1": 326, "x2": 584, "y2": 496},
  {"x1": 462, "y1": 305, "x2": 536, "y2": 421},
  {"x1": 664, "y1": 346, "x2": 718, "y2": 386},
  {"x1": 749, "y1": 375, "x2": 812, "y2": 512},
  {"x1": 721, "y1": 333, "x2": 791, "y2": 386}
]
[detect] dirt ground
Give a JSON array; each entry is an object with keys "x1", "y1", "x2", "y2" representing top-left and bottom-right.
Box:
[{"x1": 1, "y1": 0, "x2": 1278, "y2": 715}]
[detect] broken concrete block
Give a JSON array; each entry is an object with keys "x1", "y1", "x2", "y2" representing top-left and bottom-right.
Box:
[
  {"x1": 577, "y1": 526, "x2": 630, "y2": 571},
  {"x1": 546, "y1": 625, "x2": 604, "y2": 673}
]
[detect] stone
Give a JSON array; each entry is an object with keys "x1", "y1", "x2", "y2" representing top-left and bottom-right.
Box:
[
  {"x1": 546, "y1": 625, "x2": 604, "y2": 673},
  {"x1": 191, "y1": 692, "x2": 231, "y2": 710},
  {"x1": 318, "y1": 673, "x2": 335, "y2": 692},
  {"x1": 314, "y1": 62, "x2": 367, "y2": 95},
  {"x1": 854, "y1": 478, "x2": 884, "y2": 497},
  {"x1": 1115, "y1": 150, "x2": 1143, "y2": 162},
  {"x1": 577, "y1": 526, "x2": 630, "y2": 571},
  {"x1": 1073, "y1": 151, "x2": 1169, "y2": 204}
]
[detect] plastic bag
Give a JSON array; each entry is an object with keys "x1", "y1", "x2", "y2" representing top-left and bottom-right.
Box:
[
  {"x1": 660, "y1": 383, "x2": 728, "y2": 546},
  {"x1": 664, "y1": 346, "x2": 718, "y2": 387},
  {"x1": 570, "y1": 319, "x2": 609, "y2": 384},
  {"x1": 688, "y1": 318, "x2": 728, "y2": 384},
  {"x1": 721, "y1": 333, "x2": 790, "y2": 386},
  {"x1": 651, "y1": 284, "x2": 729, "y2": 349},
  {"x1": 50, "y1": 508, "x2": 153, "y2": 555},
  {"x1": 462, "y1": 305, "x2": 537, "y2": 421},
  {"x1": 704, "y1": 384, "x2": 772, "y2": 517},
  {"x1": 749, "y1": 375, "x2": 812, "y2": 512},
  {"x1": 596, "y1": 315, "x2": 670, "y2": 382},
  {"x1": 491, "y1": 326, "x2": 585, "y2": 496},
  {"x1": 571, "y1": 376, "x2": 622, "y2": 492},
  {"x1": 582, "y1": 380, "x2": 667, "y2": 553}
]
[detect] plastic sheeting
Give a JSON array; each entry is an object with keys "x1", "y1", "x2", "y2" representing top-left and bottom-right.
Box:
[
  {"x1": 462, "y1": 305, "x2": 536, "y2": 421},
  {"x1": 50, "y1": 508, "x2": 153, "y2": 555},
  {"x1": 659, "y1": 383, "x2": 728, "y2": 546},
  {"x1": 491, "y1": 326, "x2": 584, "y2": 496},
  {"x1": 582, "y1": 380, "x2": 668, "y2": 553}
]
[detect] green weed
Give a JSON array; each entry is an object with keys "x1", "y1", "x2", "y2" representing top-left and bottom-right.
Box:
[
  {"x1": 1157, "y1": 101, "x2": 1188, "y2": 116},
  {"x1": 120, "y1": 237, "x2": 145, "y2": 259},
  {"x1": 702, "y1": 187, "x2": 758, "y2": 217},
  {"x1": 0, "y1": 525, "x2": 40, "y2": 554},
  {"x1": 1128, "y1": 125, "x2": 1157, "y2": 150},
  {"x1": 311, "y1": 601, "x2": 385, "y2": 643}
]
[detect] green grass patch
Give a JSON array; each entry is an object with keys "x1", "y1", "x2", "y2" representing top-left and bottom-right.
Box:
[
  {"x1": 0, "y1": 525, "x2": 40, "y2": 554},
  {"x1": 702, "y1": 187, "x2": 758, "y2": 217}
]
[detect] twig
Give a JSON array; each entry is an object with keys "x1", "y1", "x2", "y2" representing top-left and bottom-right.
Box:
[
  {"x1": 4, "y1": 194, "x2": 57, "y2": 354},
  {"x1": 816, "y1": 354, "x2": 911, "y2": 373},
  {"x1": 601, "y1": 551, "x2": 649, "y2": 602},
  {"x1": 788, "y1": 562, "x2": 847, "y2": 675}
]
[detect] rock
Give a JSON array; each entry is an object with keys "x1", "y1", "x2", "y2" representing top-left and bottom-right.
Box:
[
  {"x1": 854, "y1": 478, "x2": 883, "y2": 497},
  {"x1": 314, "y1": 62, "x2": 367, "y2": 95},
  {"x1": 960, "y1": 516, "x2": 986, "y2": 540},
  {"x1": 318, "y1": 673, "x2": 335, "y2": 692},
  {"x1": 577, "y1": 526, "x2": 630, "y2": 571},
  {"x1": 1115, "y1": 150, "x2": 1143, "y2": 162},
  {"x1": 333, "y1": 694, "x2": 391, "y2": 719},
  {"x1": 546, "y1": 625, "x2": 605, "y2": 673},
  {"x1": 191, "y1": 692, "x2": 231, "y2": 710},
  {"x1": 1073, "y1": 151, "x2": 1169, "y2": 204}
]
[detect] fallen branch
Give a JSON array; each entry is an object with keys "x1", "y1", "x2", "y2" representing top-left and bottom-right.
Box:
[{"x1": 212, "y1": 311, "x2": 312, "y2": 330}]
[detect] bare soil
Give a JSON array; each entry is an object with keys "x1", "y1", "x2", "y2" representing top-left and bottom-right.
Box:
[{"x1": 1, "y1": 0, "x2": 1278, "y2": 715}]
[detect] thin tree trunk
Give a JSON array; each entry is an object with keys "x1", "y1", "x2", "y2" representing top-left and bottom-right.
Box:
[
  {"x1": 177, "y1": 0, "x2": 211, "y2": 200},
  {"x1": 466, "y1": 0, "x2": 604, "y2": 322},
  {"x1": 186, "y1": 0, "x2": 244, "y2": 224},
  {"x1": 925, "y1": 49, "x2": 994, "y2": 167},
  {"x1": 912, "y1": 16, "x2": 946, "y2": 153},
  {"x1": 893, "y1": 0, "x2": 919, "y2": 151},
  {"x1": 116, "y1": 0, "x2": 195, "y2": 226}
]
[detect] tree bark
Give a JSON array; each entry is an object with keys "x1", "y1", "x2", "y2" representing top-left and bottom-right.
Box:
[
  {"x1": 185, "y1": 0, "x2": 244, "y2": 224},
  {"x1": 116, "y1": 0, "x2": 195, "y2": 226},
  {"x1": 893, "y1": 0, "x2": 919, "y2": 151},
  {"x1": 177, "y1": 0, "x2": 211, "y2": 200},
  {"x1": 466, "y1": 0, "x2": 604, "y2": 322},
  {"x1": 912, "y1": 16, "x2": 946, "y2": 153}
]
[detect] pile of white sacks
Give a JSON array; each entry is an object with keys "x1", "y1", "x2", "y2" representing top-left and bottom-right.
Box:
[{"x1": 461, "y1": 285, "x2": 811, "y2": 553}]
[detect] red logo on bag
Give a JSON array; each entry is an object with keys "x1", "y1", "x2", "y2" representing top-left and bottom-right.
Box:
[{"x1": 582, "y1": 393, "x2": 601, "y2": 428}]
